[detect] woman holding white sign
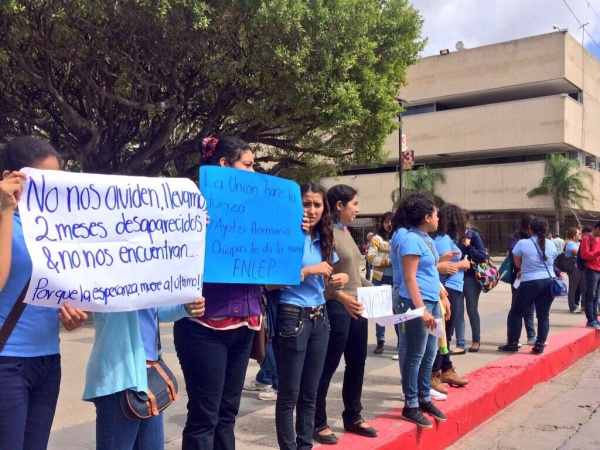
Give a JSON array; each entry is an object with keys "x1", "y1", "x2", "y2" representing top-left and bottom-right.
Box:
[
  {"x1": 266, "y1": 181, "x2": 347, "y2": 450},
  {"x1": 314, "y1": 184, "x2": 378, "y2": 444},
  {"x1": 0, "y1": 136, "x2": 88, "y2": 450}
]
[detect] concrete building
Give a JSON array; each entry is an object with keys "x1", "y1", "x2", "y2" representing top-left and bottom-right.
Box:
[{"x1": 321, "y1": 31, "x2": 600, "y2": 251}]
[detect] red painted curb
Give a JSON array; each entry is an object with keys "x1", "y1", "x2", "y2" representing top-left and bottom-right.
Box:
[{"x1": 333, "y1": 323, "x2": 600, "y2": 449}]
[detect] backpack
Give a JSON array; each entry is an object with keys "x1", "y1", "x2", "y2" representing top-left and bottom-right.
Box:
[
  {"x1": 471, "y1": 249, "x2": 500, "y2": 293},
  {"x1": 554, "y1": 252, "x2": 575, "y2": 274}
]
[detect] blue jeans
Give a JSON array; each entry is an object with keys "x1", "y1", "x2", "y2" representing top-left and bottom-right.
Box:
[
  {"x1": 455, "y1": 276, "x2": 482, "y2": 347},
  {"x1": 256, "y1": 339, "x2": 277, "y2": 390},
  {"x1": 93, "y1": 392, "x2": 163, "y2": 450},
  {"x1": 374, "y1": 275, "x2": 395, "y2": 343},
  {"x1": 584, "y1": 268, "x2": 600, "y2": 323},
  {"x1": 274, "y1": 305, "x2": 330, "y2": 450},
  {"x1": 365, "y1": 261, "x2": 371, "y2": 280},
  {"x1": 508, "y1": 278, "x2": 554, "y2": 344},
  {"x1": 173, "y1": 319, "x2": 254, "y2": 450},
  {"x1": 315, "y1": 299, "x2": 368, "y2": 428},
  {"x1": 398, "y1": 297, "x2": 439, "y2": 408},
  {"x1": 0, "y1": 354, "x2": 61, "y2": 450}
]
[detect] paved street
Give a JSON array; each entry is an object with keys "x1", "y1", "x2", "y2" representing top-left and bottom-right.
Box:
[{"x1": 47, "y1": 273, "x2": 594, "y2": 449}]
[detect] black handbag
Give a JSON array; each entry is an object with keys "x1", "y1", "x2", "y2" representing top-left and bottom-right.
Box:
[
  {"x1": 120, "y1": 311, "x2": 178, "y2": 420},
  {"x1": 120, "y1": 358, "x2": 179, "y2": 420}
]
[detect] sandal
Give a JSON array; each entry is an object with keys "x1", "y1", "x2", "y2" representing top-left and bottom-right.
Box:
[{"x1": 468, "y1": 343, "x2": 480, "y2": 353}]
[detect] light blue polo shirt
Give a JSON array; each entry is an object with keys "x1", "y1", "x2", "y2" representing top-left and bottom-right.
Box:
[
  {"x1": 137, "y1": 308, "x2": 159, "y2": 361},
  {"x1": 398, "y1": 227, "x2": 440, "y2": 302},
  {"x1": 513, "y1": 237, "x2": 558, "y2": 282},
  {"x1": 390, "y1": 227, "x2": 407, "y2": 290},
  {"x1": 434, "y1": 234, "x2": 463, "y2": 292},
  {"x1": 565, "y1": 241, "x2": 578, "y2": 258},
  {"x1": 280, "y1": 231, "x2": 339, "y2": 308}
]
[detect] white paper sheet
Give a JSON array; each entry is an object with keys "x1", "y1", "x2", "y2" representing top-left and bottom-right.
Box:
[{"x1": 373, "y1": 307, "x2": 425, "y2": 326}]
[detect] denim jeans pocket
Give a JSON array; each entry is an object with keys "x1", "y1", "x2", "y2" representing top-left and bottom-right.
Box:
[
  {"x1": 0, "y1": 356, "x2": 24, "y2": 377},
  {"x1": 278, "y1": 313, "x2": 304, "y2": 338}
]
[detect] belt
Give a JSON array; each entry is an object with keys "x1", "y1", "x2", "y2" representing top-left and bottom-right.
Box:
[{"x1": 278, "y1": 303, "x2": 325, "y2": 319}]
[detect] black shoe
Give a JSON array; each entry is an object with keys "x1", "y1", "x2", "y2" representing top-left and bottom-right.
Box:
[
  {"x1": 531, "y1": 341, "x2": 545, "y2": 355},
  {"x1": 344, "y1": 419, "x2": 378, "y2": 437},
  {"x1": 374, "y1": 341, "x2": 385, "y2": 354},
  {"x1": 498, "y1": 343, "x2": 519, "y2": 352},
  {"x1": 312, "y1": 426, "x2": 338, "y2": 445},
  {"x1": 402, "y1": 406, "x2": 432, "y2": 428},
  {"x1": 419, "y1": 401, "x2": 446, "y2": 422}
]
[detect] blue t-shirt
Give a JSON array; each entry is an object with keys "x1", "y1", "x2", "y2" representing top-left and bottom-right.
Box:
[
  {"x1": 137, "y1": 308, "x2": 159, "y2": 361},
  {"x1": 0, "y1": 213, "x2": 60, "y2": 357},
  {"x1": 513, "y1": 237, "x2": 558, "y2": 282},
  {"x1": 280, "y1": 231, "x2": 339, "y2": 308},
  {"x1": 565, "y1": 241, "x2": 579, "y2": 258},
  {"x1": 399, "y1": 227, "x2": 440, "y2": 302},
  {"x1": 390, "y1": 227, "x2": 408, "y2": 290},
  {"x1": 434, "y1": 234, "x2": 463, "y2": 292}
]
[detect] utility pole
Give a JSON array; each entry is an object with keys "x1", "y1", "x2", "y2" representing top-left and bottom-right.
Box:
[{"x1": 397, "y1": 98, "x2": 407, "y2": 202}]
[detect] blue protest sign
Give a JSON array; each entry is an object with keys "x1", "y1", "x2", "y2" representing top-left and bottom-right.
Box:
[{"x1": 199, "y1": 166, "x2": 304, "y2": 284}]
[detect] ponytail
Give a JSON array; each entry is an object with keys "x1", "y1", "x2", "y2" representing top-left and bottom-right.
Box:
[{"x1": 530, "y1": 216, "x2": 550, "y2": 260}]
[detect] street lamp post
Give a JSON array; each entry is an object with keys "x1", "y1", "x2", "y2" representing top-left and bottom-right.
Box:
[{"x1": 397, "y1": 98, "x2": 407, "y2": 201}]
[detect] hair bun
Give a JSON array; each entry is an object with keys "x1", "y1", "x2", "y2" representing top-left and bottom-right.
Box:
[{"x1": 201, "y1": 137, "x2": 219, "y2": 162}]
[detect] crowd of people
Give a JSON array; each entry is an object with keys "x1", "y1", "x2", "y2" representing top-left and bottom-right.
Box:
[{"x1": 0, "y1": 134, "x2": 592, "y2": 449}]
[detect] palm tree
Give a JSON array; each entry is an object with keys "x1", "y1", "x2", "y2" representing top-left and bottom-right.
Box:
[
  {"x1": 527, "y1": 154, "x2": 594, "y2": 236},
  {"x1": 391, "y1": 165, "x2": 446, "y2": 209}
]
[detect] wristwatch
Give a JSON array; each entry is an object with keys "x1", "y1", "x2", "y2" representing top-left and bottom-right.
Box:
[{"x1": 300, "y1": 271, "x2": 305, "y2": 282}]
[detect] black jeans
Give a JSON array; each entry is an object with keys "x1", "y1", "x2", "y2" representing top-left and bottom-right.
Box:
[
  {"x1": 508, "y1": 278, "x2": 554, "y2": 344},
  {"x1": 584, "y1": 268, "x2": 600, "y2": 323},
  {"x1": 173, "y1": 319, "x2": 254, "y2": 450},
  {"x1": 568, "y1": 267, "x2": 583, "y2": 311},
  {"x1": 274, "y1": 304, "x2": 330, "y2": 450},
  {"x1": 433, "y1": 287, "x2": 461, "y2": 371},
  {"x1": 508, "y1": 277, "x2": 536, "y2": 341},
  {"x1": 315, "y1": 299, "x2": 368, "y2": 429}
]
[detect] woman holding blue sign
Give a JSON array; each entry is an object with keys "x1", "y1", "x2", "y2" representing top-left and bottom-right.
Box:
[
  {"x1": 266, "y1": 181, "x2": 347, "y2": 450},
  {"x1": 0, "y1": 136, "x2": 88, "y2": 450},
  {"x1": 174, "y1": 136, "x2": 263, "y2": 450},
  {"x1": 314, "y1": 184, "x2": 378, "y2": 443}
]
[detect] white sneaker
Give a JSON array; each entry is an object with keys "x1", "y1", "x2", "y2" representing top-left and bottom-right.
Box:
[
  {"x1": 243, "y1": 379, "x2": 271, "y2": 392},
  {"x1": 430, "y1": 389, "x2": 447, "y2": 401},
  {"x1": 258, "y1": 388, "x2": 277, "y2": 401},
  {"x1": 392, "y1": 354, "x2": 399, "y2": 360}
]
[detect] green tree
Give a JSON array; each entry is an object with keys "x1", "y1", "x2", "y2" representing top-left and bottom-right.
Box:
[
  {"x1": 527, "y1": 154, "x2": 593, "y2": 236},
  {"x1": 0, "y1": 0, "x2": 425, "y2": 178},
  {"x1": 391, "y1": 165, "x2": 446, "y2": 208}
]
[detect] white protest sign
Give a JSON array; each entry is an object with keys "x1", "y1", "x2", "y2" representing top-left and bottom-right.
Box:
[
  {"x1": 373, "y1": 307, "x2": 425, "y2": 326},
  {"x1": 19, "y1": 168, "x2": 206, "y2": 312},
  {"x1": 427, "y1": 319, "x2": 445, "y2": 338},
  {"x1": 357, "y1": 285, "x2": 393, "y2": 319}
]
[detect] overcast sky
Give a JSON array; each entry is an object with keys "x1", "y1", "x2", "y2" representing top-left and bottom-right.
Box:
[{"x1": 409, "y1": 0, "x2": 600, "y2": 59}]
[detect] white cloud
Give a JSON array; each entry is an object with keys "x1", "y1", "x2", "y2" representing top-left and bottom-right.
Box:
[{"x1": 409, "y1": 0, "x2": 600, "y2": 57}]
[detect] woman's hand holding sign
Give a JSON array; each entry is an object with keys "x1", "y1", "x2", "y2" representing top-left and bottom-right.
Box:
[
  {"x1": 185, "y1": 297, "x2": 206, "y2": 317},
  {"x1": 0, "y1": 171, "x2": 27, "y2": 211},
  {"x1": 58, "y1": 304, "x2": 88, "y2": 331}
]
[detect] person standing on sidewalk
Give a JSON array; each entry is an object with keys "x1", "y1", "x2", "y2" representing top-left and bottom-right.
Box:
[
  {"x1": 362, "y1": 232, "x2": 374, "y2": 281},
  {"x1": 499, "y1": 216, "x2": 559, "y2": 354},
  {"x1": 369, "y1": 213, "x2": 394, "y2": 355},
  {"x1": 564, "y1": 227, "x2": 583, "y2": 314},
  {"x1": 579, "y1": 219, "x2": 600, "y2": 329},
  {"x1": 267, "y1": 182, "x2": 346, "y2": 450},
  {"x1": 397, "y1": 193, "x2": 449, "y2": 429},
  {"x1": 314, "y1": 184, "x2": 378, "y2": 443}
]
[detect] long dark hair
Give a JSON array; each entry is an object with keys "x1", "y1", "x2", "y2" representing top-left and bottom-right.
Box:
[
  {"x1": 0, "y1": 136, "x2": 61, "y2": 172},
  {"x1": 402, "y1": 193, "x2": 435, "y2": 228},
  {"x1": 437, "y1": 204, "x2": 467, "y2": 243},
  {"x1": 377, "y1": 212, "x2": 394, "y2": 241},
  {"x1": 327, "y1": 184, "x2": 358, "y2": 221},
  {"x1": 514, "y1": 214, "x2": 535, "y2": 240},
  {"x1": 530, "y1": 216, "x2": 549, "y2": 259},
  {"x1": 392, "y1": 200, "x2": 406, "y2": 232},
  {"x1": 200, "y1": 136, "x2": 252, "y2": 166},
  {"x1": 301, "y1": 182, "x2": 334, "y2": 263}
]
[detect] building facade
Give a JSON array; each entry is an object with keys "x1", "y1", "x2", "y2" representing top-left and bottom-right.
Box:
[{"x1": 321, "y1": 31, "x2": 600, "y2": 252}]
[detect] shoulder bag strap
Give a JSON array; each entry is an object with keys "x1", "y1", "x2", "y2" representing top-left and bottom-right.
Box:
[
  {"x1": 532, "y1": 240, "x2": 554, "y2": 280},
  {"x1": 408, "y1": 230, "x2": 439, "y2": 264},
  {"x1": 0, "y1": 279, "x2": 31, "y2": 353}
]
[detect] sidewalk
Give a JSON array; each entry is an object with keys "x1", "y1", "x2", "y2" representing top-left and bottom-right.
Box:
[{"x1": 49, "y1": 280, "x2": 599, "y2": 449}]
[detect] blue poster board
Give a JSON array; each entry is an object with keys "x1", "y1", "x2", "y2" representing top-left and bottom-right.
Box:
[{"x1": 199, "y1": 166, "x2": 304, "y2": 284}]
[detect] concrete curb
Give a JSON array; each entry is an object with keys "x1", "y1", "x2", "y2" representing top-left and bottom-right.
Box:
[{"x1": 333, "y1": 322, "x2": 600, "y2": 449}]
